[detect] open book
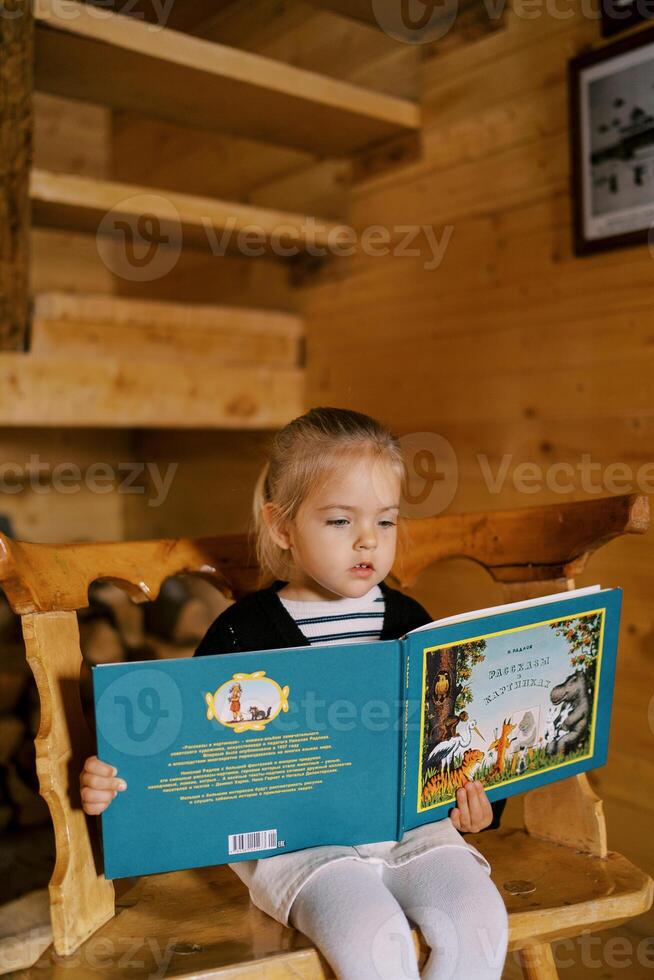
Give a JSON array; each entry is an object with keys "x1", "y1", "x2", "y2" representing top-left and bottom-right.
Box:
[{"x1": 92, "y1": 584, "x2": 622, "y2": 879}]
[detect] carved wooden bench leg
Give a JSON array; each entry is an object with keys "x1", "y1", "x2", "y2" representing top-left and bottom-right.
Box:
[
  {"x1": 516, "y1": 942, "x2": 559, "y2": 979},
  {"x1": 22, "y1": 611, "x2": 115, "y2": 955}
]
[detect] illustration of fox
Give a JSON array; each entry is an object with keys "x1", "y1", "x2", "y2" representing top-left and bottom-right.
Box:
[
  {"x1": 488, "y1": 719, "x2": 516, "y2": 775},
  {"x1": 421, "y1": 748, "x2": 484, "y2": 806}
]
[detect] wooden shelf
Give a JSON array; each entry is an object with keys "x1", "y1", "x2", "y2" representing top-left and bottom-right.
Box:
[
  {"x1": 32, "y1": 292, "x2": 304, "y2": 368},
  {"x1": 29, "y1": 169, "x2": 347, "y2": 253},
  {"x1": 33, "y1": 0, "x2": 420, "y2": 156},
  {"x1": 0, "y1": 353, "x2": 304, "y2": 429}
]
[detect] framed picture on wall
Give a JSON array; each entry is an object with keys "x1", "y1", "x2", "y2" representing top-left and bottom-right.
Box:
[
  {"x1": 600, "y1": 0, "x2": 654, "y2": 37},
  {"x1": 569, "y1": 25, "x2": 654, "y2": 254}
]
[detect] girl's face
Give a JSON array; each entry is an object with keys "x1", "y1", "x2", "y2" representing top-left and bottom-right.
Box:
[{"x1": 270, "y1": 455, "x2": 401, "y2": 601}]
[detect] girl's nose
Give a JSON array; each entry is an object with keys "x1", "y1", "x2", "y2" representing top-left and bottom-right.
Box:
[{"x1": 355, "y1": 528, "x2": 377, "y2": 548}]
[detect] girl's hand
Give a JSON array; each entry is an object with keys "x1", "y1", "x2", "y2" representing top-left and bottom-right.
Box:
[
  {"x1": 450, "y1": 780, "x2": 493, "y2": 833},
  {"x1": 80, "y1": 754, "x2": 127, "y2": 815}
]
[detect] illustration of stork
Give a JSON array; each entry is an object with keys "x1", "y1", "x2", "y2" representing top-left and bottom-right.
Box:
[{"x1": 426, "y1": 711, "x2": 485, "y2": 771}]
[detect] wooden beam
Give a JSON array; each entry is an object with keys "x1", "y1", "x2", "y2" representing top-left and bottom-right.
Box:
[
  {"x1": 33, "y1": 0, "x2": 420, "y2": 156},
  {"x1": 0, "y1": 354, "x2": 304, "y2": 428},
  {"x1": 0, "y1": 0, "x2": 33, "y2": 350}
]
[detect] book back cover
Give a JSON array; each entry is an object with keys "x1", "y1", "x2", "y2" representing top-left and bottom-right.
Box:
[{"x1": 92, "y1": 640, "x2": 403, "y2": 878}]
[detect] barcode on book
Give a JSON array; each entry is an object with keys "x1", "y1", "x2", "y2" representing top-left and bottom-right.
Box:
[{"x1": 228, "y1": 829, "x2": 278, "y2": 855}]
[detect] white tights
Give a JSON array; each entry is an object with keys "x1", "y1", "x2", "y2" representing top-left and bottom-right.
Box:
[{"x1": 288, "y1": 847, "x2": 509, "y2": 980}]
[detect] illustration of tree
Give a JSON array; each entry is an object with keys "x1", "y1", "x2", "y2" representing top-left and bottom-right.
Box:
[
  {"x1": 549, "y1": 613, "x2": 602, "y2": 697},
  {"x1": 423, "y1": 639, "x2": 486, "y2": 757}
]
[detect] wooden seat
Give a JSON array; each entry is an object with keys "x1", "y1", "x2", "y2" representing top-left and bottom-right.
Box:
[{"x1": 2, "y1": 492, "x2": 652, "y2": 979}]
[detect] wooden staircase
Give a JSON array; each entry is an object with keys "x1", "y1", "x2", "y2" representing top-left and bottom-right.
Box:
[
  {"x1": 4, "y1": 0, "x2": 423, "y2": 427},
  {"x1": 0, "y1": 292, "x2": 304, "y2": 427}
]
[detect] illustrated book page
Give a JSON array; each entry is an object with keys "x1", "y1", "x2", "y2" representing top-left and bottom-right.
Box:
[{"x1": 399, "y1": 587, "x2": 622, "y2": 835}]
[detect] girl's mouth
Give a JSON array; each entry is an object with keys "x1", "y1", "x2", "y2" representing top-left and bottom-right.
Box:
[{"x1": 350, "y1": 562, "x2": 374, "y2": 577}]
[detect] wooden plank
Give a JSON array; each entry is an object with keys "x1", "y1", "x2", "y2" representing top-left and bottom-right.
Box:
[
  {"x1": 0, "y1": 0, "x2": 33, "y2": 350},
  {"x1": 33, "y1": 92, "x2": 111, "y2": 179},
  {"x1": 0, "y1": 354, "x2": 304, "y2": 428},
  {"x1": 21, "y1": 612, "x2": 116, "y2": 955},
  {"x1": 31, "y1": 292, "x2": 303, "y2": 367},
  {"x1": 30, "y1": 228, "x2": 116, "y2": 295},
  {"x1": 33, "y1": 0, "x2": 420, "y2": 156},
  {"x1": 195, "y1": 0, "x2": 420, "y2": 100},
  {"x1": 29, "y1": 169, "x2": 348, "y2": 254}
]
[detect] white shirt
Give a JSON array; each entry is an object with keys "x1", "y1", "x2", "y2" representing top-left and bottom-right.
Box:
[{"x1": 228, "y1": 585, "x2": 491, "y2": 926}]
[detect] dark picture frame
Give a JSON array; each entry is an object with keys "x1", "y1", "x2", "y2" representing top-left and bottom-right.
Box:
[
  {"x1": 569, "y1": 24, "x2": 654, "y2": 254},
  {"x1": 601, "y1": 0, "x2": 654, "y2": 37}
]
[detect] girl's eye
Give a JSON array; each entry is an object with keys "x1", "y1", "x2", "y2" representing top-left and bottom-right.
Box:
[{"x1": 326, "y1": 519, "x2": 396, "y2": 528}]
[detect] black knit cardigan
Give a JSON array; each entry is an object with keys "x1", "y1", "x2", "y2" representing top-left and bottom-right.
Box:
[{"x1": 193, "y1": 577, "x2": 505, "y2": 830}]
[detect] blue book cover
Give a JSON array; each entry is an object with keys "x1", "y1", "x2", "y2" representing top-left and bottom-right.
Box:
[{"x1": 92, "y1": 584, "x2": 622, "y2": 879}]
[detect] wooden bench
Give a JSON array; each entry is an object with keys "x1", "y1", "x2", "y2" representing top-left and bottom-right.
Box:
[{"x1": 1, "y1": 492, "x2": 652, "y2": 979}]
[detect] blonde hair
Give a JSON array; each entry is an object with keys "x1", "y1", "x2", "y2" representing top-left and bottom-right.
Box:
[{"x1": 251, "y1": 406, "x2": 408, "y2": 588}]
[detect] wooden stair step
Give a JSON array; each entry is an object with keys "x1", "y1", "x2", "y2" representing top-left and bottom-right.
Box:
[
  {"x1": 33, "y1": 0, "x2": 420, "y2": 157},
  {"x1": 0, "y1": 354, "x2": 304, "y2": 429},
  {"x1": 14, "y1": 830, "x2": 653, "y2": 977},
  {"x1": 31, "y1": 292, "x2": 304, "y2": 368},
  {"x1": 29, "y1": 169, "x2": 348, "y2": 254}
]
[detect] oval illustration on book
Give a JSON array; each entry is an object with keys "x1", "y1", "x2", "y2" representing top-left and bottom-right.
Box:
[{"x1": 205, "y1": 671, "x2": 290, "y2": 733}]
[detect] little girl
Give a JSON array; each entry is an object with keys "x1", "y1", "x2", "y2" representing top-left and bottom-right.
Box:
[{"x1": 81, "y1": 406, "x2": 509, "y2": 980}]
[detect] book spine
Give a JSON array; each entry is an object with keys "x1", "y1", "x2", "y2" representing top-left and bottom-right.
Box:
[{"x1": 396, "y1": 638, "x2": 410, "y2": 840}]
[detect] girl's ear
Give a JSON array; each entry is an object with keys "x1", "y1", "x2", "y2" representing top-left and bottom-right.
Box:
[{"x1": 261, "y1": 501, "x2": 292, "y2": 550}]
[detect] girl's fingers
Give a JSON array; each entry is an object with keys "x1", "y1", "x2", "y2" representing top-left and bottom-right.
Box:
[
  {"x1": 80, "y1": 772, "x2": 127, "y2": 791},
  {"x1": 83, "y1": 801, "x2": 111, "y2": 815},
  {"x1": 84, "y1": 755, "x2": 117, "y2": 777},
  {"x1": 455, "y1": 786, "x2": 471, "y2": 830},
  {"x1": 81, "y1": 787, "x2": 114, "y2": 804},
  {"x1": 464, "y1": 783, "x2": 483, "y2": 829},
  {"x1": 477, "y1": 783, "x2": 493, "y2": 827},
  {"x1": 468, "y1": 781, "x2": 493, "y2": 830},
  {"x1": 450, "y1": 807, "x2": 461, "y2": 830}
]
